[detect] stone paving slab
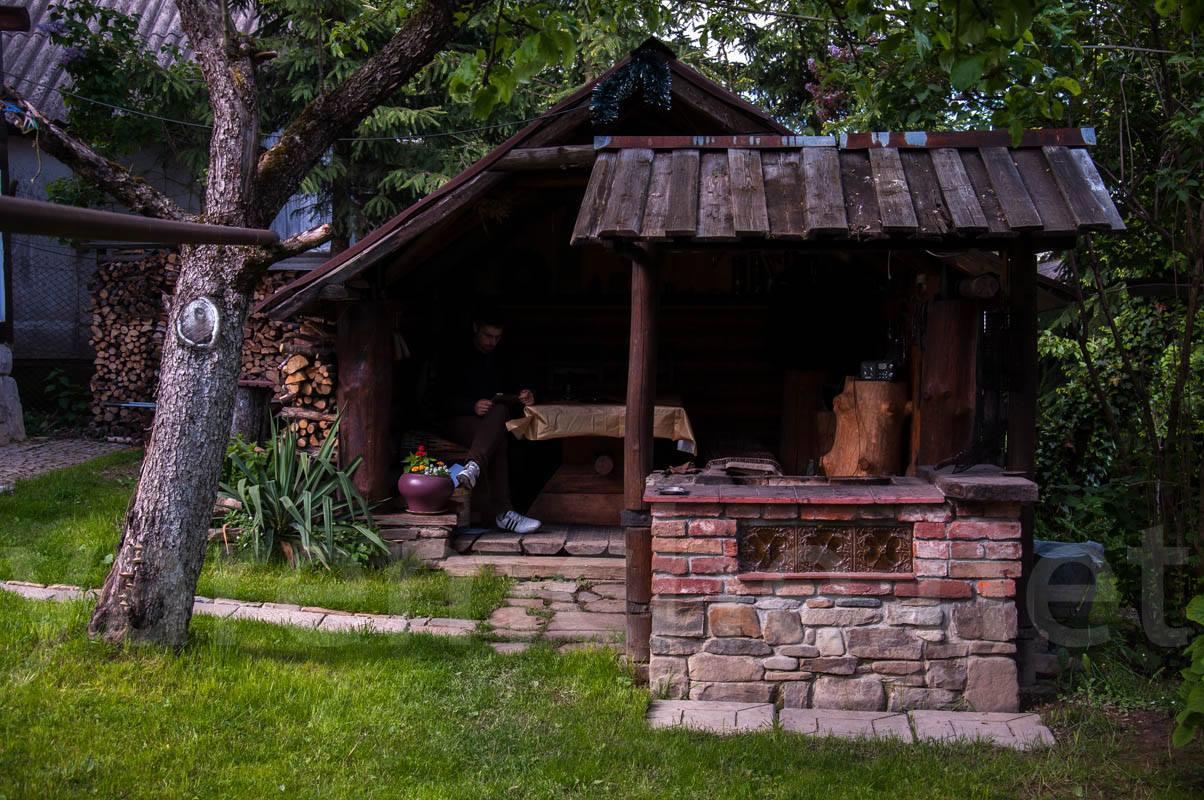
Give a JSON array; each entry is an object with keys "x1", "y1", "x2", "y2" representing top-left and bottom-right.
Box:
[
  {"x1": 0, "y1": 437, "x2": 132, "y2": 486},
  {"x1": 648, "y1": 700, "x2": 775, "y2": 734},
  {"x1": 545, "y1": 610, "x2": 626, "y2": 632},
  {"x1": 647, "y1": 702, "x2": 1055, "y2": 749},
  {"x1": 911, "y1": 710, "x2": 1055, "y2": 750},
  {"x1": 488, "y1": 606, "x2": 544, "y2": 632},
  {"x1": 521, "y1": 531, "x2": 568, "y2": 555},
  {"x1": 441, "y1": 555, "x2": 625, "y2": 581},
  {"x1": 780, "y1": 709, "x2": 913, "y2": 742}
]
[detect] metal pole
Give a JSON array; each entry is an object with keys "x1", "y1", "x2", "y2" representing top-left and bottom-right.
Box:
[
  {"x1": 0, "y1": 6, "x2": 29, "y2": 344},
  {"x1": 0, "y1": 196, "x2": 280, "y2": 246}
]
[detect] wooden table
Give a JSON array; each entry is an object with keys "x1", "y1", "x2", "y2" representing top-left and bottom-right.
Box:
[
  {"x1": 506, "y1": 402, "x2": 697, "y2": 525},
  {"x1": 506, "y1": 402, "x2": 697, "y2": 454}
]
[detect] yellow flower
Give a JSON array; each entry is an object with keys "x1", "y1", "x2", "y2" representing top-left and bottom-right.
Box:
[{"x1": 410, "y1": 465, "x2": 423, "y2": 472}]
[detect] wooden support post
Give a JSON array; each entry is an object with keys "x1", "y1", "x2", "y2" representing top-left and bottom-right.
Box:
[
  {"x1": 1005, "y1": 241, "x2": 1039, "y2": 681},
  {"x1": 336, "y1": 300, "x2": 394, "y2": 502},
  {"x1": 624, "y1": 253, "x2": 658, "y2": 664}
]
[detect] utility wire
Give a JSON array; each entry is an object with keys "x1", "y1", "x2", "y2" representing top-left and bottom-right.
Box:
[{"x1": 2, "y1": 70, "x2": 579, "y2": 141}]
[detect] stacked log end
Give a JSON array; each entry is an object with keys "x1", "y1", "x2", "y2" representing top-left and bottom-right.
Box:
[
  {"x1": 274, "y1": 319, "x2": 337, "y2": 450},
  {"x1": 89, "y1": 248, "x2": 176, "y2": 436},
  {"x1": 89, "y1": 248, "x2": 333, "y2": 440}
]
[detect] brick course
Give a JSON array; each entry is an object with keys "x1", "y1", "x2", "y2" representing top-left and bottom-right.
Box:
[{"x1": 647, "y1": 488, "x2": 1025, "y2": 713}]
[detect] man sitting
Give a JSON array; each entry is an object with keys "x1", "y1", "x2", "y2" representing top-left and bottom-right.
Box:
[{"x1": 438, "y1": 309, "x2": 542, "y2": 534}]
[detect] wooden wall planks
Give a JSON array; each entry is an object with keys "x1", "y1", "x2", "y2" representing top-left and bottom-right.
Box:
[
  {"x1": 596, "y1": 148, "x2": 654, "y2": 237},
  {"x1": 761, "y1": 150, "x2": 806, "y2": 238},
  {"x1": 959, "y1": 149, "x2": 1013, "y2": 236},
  {"x1": 900, "y1": 150, "x2": 951, "y2": 237},
  {"x1": 1011, "y1": 148, "x2": 1076, "y2": 233},
  {"x1": 571, "y1": 144, "x2": 1123, "y2": 244},
  {"x1": 570, "y1": 151, "x2": 616, "y2": 244},
  {"x1": 838, "y1": 150, "x2": 885, "y2": 239},
  {"x1": 801, "y1": 147, "x2": 849, "y2": 235},
  {"x1": 868, "y1": 147, "x2": 919, "y2": 233},
  {"x1": 640, "y1": 152, "x2": 675, "y2": 240},
  {"x1": 930, "y1": 148, "x2": 988, "y2": 234},
  {"x1": 1066, "y1": 147, "x2": 1125, "y2": 231},
  {"x1": 727, "y1": 149, "x2": 770, "y2": 236},
  {"x1": 663, "y1": 150, "x2": 700, "y2": 236},
  {"x1": 978, "y1": 147, "x2": 1043, "y2": 231},
  {"x1": 697, "y1": 151, "x2": 737, "y2": 240},
  {"x1": 1042, "y1": 146, "x2": 1115, "y2": 230}
]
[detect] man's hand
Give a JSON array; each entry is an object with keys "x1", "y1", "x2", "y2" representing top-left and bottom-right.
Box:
[
  {"x1": 518, "y1": 389, "x2": 535, "y2": 407},
  {"x1": 474, "y1": 399, "x2": 493, "y2": 416}
]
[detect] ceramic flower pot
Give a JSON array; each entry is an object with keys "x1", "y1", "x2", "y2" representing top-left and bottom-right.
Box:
[{"x1": 398, "y1": 473, "x2": 454, "y2": 514}]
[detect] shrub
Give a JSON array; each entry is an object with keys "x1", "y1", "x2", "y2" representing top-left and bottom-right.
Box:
[
  {"x1": 215, "y1": 419, "x2": 386, "y2": 569},
  {"x1": 1173, "y1": 594, "x2": 1204, "y2": 746}
]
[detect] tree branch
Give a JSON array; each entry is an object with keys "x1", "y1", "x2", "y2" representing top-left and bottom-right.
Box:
[
  {"x1": 253, "y1": 0, "x2": 488, "y2": 220},
  {"x1": 175, "y1": 0, "x2": 260, "y2": 228},
  {"x1": 2, "y1": 84, "x2": 189, "y2": 221},
  {"x1": 246, "y1": 222, "x2": 333, "y2": 269}
]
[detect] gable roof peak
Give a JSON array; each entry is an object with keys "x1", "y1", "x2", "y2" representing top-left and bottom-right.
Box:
[{"x1": 633, "y1": 36, "x2": 677, "y2": 62}]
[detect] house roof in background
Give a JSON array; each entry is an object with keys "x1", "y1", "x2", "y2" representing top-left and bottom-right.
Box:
[{"x1": 2, "y1": 0, "x2": 230, "y2": 122}]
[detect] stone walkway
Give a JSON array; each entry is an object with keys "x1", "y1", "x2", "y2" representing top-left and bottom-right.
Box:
[
  {"x1": 485, "y1": 578, "x2": 627, "y2": 653},
  {"x1": 0, "y1": 437, "x2": 132, "y2": 487},
  {"x1": 647, "y1": 700, "x2": 1055, "y2": 749},
  {"x1": 1, "y1": 578, "x2": 630, "y2": 649},
  {"x1": 0, "y1": 580, "x2": 478, "y2": 636}
]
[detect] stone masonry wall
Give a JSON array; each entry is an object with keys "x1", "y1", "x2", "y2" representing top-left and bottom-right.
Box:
[{"x1": 647, "y1": 498, "x2": 1024, "y2": 712}]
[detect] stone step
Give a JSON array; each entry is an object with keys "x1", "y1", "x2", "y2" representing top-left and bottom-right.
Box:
[
  {"x1": 452, "y1": 524, "x2": 625, "y2": 558},
  {"x1": 440, "y1": 554, "x2": 626, "y2": 581}
]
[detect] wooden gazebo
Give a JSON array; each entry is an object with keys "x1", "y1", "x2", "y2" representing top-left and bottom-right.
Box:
[{"x1": 258, "y1": 42, "x2": 1124, "y2": 691}]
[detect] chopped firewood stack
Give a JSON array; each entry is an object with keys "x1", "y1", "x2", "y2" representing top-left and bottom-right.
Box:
[
  {"x1": 89, "y1": 248, "x2": 176, "y2": 435},
  {"x1": 275, "y1": 330, "x2": 338, "y2": 450},
  {"x1": 240, "y1": 282, "x2": 301, "y2": 383},
  {"x1": 89, "y1": 247, "x2": 310, "y2": 437}
]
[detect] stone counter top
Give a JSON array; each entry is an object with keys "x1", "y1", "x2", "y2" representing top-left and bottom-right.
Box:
[
  {"x1": 644, "y1": 469, "x2": 1038, "y2": 506},
  {"x1": 644, "y1": 476, "x2": 946, "y2": 505}
]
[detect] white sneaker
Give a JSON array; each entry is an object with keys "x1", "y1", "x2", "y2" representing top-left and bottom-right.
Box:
[
  {"x1": 495, "y1": 510, "x2": 541, "y2": 534},
  {"x1": 457, "y1": 460, "x2": 481, "y2": 490}
]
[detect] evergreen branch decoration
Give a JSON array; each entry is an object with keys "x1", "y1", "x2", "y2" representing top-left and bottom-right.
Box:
[{"x1": 589, "y1": 45, "x2": 672, "y2": 128}]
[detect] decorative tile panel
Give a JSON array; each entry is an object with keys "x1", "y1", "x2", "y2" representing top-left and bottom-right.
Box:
[{"x1": 739, "y1": 524, "x2": 913, "y2": 574}]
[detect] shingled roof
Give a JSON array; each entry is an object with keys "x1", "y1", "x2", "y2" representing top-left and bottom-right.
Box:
[{"x1": 571, "y1": 130, "x2": 1124, "y2": 246}]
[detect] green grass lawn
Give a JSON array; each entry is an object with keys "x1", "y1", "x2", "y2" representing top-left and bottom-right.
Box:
[
  {"x1": 0, "y1": 593, "x2": 1200, "y2": 799},
  {"x1": 0, "y1": 450, "x2": 508, "y2": 619}
]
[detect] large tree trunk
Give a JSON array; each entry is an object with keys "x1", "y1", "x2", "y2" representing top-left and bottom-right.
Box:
[
  {"x1": 89, "y1": 0, "x2": 261, "y2": 646},
  {"x1": 79, "y1": 0, "x2": 480, "y2": 647},
  {"x1": 88, "y1": 248, "x2": 252, "y2": 644}
]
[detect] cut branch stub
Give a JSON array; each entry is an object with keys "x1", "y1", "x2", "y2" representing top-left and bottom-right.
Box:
[{"x1": 175, "y1": 298, "x2": 221, "y2": 349}]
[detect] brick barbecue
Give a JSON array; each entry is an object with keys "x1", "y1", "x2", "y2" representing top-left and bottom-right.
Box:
[{"x1": 645, "y1": 471, "x2": 1036, "y2": 712}]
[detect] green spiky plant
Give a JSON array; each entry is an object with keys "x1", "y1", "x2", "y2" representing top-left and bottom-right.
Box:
[{"x1": 215, "y1": 417, "x2": 386, "y2": 569}]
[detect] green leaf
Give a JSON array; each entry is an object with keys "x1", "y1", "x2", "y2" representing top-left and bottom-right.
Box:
[
  {"x1": 913, "y1": 29, "x2": 931, "y2": 56},
  {"x1": 1185, "y1": 595, "x2": 1204, "y2": 624},
  {"x1": 950, "y1": 55, "x2": 986, "y2": 91},
  {"x1": 1049, "y1": 76, "x2": 1082, "y2": 96}
]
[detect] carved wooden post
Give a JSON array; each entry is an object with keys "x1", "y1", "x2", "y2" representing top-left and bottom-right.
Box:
[
  {"x1": 624, "y1": 253, "x2": 658, "y2": 664},
  {"x1": 1006, "y1": 240, "x2": 1038, "y2": 681},
  {"x1": 336, "y1": 300, "x2": 394, "y2": 501}
]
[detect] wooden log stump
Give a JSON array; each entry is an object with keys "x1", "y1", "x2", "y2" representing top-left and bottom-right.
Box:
[{"x1": 820, "y1": 378, "x2": 912, "y2": 477}]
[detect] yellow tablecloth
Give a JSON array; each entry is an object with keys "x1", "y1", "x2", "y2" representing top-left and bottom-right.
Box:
[{"x1": 506, "y1": 403, "x2": 697, "y2": 453}]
